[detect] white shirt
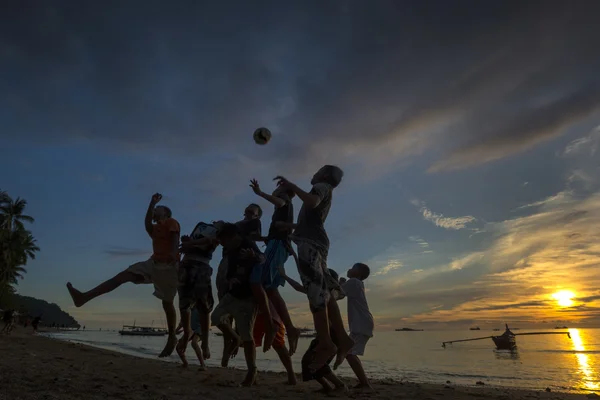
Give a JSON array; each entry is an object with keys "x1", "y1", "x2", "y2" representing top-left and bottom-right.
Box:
[{"x1": 342, "y1": 278, "x2": 374, "y2": 337}]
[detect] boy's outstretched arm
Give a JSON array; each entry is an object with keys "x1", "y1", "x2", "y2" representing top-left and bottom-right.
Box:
[
  {"x1": 278, "y1": 266, "x2": 306, "y2": 294},
  {"x1": 273, "y1": 176, "x2": 321, "y2": 209},
  {"x1": 145, "y1": 193, "x2": 162, "y2": 237},
  {"x1": 250, "y1": 179, "x2": 286, "y2": 208}
]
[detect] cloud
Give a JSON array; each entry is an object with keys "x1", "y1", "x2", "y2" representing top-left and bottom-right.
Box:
[
  {"x1": 416, "y1": 203, "x2": 476, "y2": 230},
  {"x1": 1, "y1": 1, "x2": 600, "y2": 179},
  {"x1": 105, "y1": 247, "x2": 150, "y2": 259},
  {"x1": 373, "y1": 260, "x2": 404, "y2": 277}
]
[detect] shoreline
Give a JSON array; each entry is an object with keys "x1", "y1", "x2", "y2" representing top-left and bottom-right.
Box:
[{"x1": 0, "y1": 330, "x2": 591, "y2": 400}]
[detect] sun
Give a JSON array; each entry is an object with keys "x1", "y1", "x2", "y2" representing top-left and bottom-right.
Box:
[{"x1": 552, "y1": 290, "x2": 575, "y2": 307}]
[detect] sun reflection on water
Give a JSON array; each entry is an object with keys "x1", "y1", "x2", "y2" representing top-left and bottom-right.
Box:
[{"x1": 568, "y1": 329, "x2": 599, "y2": 391}]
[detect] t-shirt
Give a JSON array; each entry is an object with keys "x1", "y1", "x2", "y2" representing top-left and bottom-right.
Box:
[
  {"x1": 225, "y1": 238, "x2": 262, "y2": 299},
  {"x1": 342, "y1": 278, "x2": 374, "y2": 337},
  {"x1": 292, "y1": 183, "x2": 333, "y2": 249},
  {"x1": 151, "y1": 218, "x2": 181, "y2": 263},
  {"x1": 267, "y1": 194, "x2": 294, "y2": 241},
  {"x1": 182, "y1": 222, "x2": 218, "y2": 264}
]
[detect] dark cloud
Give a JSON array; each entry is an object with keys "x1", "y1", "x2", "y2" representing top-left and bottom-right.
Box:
[
  {"x1": 464, "y1": 300, "x2": 546, "y2": 312},
  {"x1": 2, "y1": 1, "x2": 600, "y2": 175}
]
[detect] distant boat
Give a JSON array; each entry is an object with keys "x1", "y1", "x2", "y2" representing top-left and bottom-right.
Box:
[
  {"x1": 395, "y1": 328, "x2": 424, "y2": 331},
  {"x1": 554, "y1": 326, "x2": 568, "y2": 329},
  {"x1": 118, "y1": 322, "x2": 167, "y2": 337},
  {"x1": 493, "y1": 328, "x2": 500, "y2": 331},
  {"x1": 470, "y1": 327, "x2": 481, "y2": 331}
]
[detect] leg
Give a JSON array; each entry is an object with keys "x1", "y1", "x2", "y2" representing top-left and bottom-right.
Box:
[
  {"x1": 240, "y1": 341, "x2": 258, "y2": 387},
  {"x1": 250, "y1": 283, "x2": 275, "y2": 353},
  {"x1": 324, "y1": 372, "x2": 348, "y2": 392},
  {"x1": 328, "y1": 297, "x2": 353, "y2": 369},
  {"x1": 315, "y1": 377, "x2": 333, "y2": 393},
  {"x1": 176, "y1": 307, "x2": 191, "y2": 365},
  {"x1": 274, "y1": 346, "x2": 297, "y2": 385},
  {"x1": 267, "y1": 288, "x2": 300, "y2": 356},
  {"x1": 346, "y1": 354, "x2": 372, "y2": 389},
  {"x1": 198, "y1": 307, "x2": 211, "y2": 360},
  {"x1": 190, "y1": 335, "x2": 206, "y2": 370},
  {"x1": 159, "y1": 300, "x2": 177, "y2": 357},
  {"x1": 66, "y1": 270, "x2": 139, "y2": 307}
]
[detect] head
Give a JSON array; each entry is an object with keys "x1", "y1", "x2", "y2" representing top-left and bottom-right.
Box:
[
  {"x1": 243, "y1": 203, "x2": 263, "y2": 220},
  {"x1": 328, "y1": 268, "x2": 340, "y2": 282},
  {"x1": 347, "y1": 263, "x2": 370, "y2": 281},
  {"x1": 153, "y1": 205, "x2": 172, "y2": 222},
  {"x1": 216, "y1": 223, "x2": 241, "y2": 249},
  {"x1": 311, "y1": 165, "x2": 344, "y2": 188}
]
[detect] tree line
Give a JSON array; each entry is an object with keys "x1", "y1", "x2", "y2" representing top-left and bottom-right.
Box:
[{"x1": 0, "y1": 190, "x2": 39, "y2": 306}]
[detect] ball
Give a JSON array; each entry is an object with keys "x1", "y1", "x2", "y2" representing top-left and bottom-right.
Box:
[{"x1": 253, "y1": 127, "x2": 272, "y2": 145}]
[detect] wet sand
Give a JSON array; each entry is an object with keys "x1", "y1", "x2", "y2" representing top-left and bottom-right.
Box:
[{"x1": 0, "y1": 329, "x2": 590, "y2": 400}]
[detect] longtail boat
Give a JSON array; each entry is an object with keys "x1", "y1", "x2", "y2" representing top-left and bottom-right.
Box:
[{"x1": 442, "y1": 324, "x2": 571, "y2": 350}]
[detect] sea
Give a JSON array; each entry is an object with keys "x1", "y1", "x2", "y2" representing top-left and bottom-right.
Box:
[{"x1": 42, "y1": 328, "x2": 599, "y2": 394}]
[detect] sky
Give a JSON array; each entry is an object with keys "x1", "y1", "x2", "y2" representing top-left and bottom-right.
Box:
[{"x1": 2, "y1": 0, "x2": 600, "y2": 330}]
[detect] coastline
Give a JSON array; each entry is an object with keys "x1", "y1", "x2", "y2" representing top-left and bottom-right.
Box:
[{"x1": 0, "y1": 330, "x2": 590, "y2": 400}]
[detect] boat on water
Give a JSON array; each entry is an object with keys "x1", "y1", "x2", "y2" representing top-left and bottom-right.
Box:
[
  {"x1": 554, "y1": 326, "x2": 568, "y2": 329},
  {"x1": 469, "y1": 327, "x2": 481, "y2": 330},
  {"x1": 395, "y1": 328, "x2": 424, "y2": 331},
  {"x1": 442, "y1": 324, "x2": 571, "y2": 350},
  {"x1": 118, "y1": 324, "x2": 167, "y2": 337}
]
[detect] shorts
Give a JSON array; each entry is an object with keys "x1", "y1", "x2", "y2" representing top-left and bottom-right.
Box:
[
  {"x1": 177, "y1": 260, "x2": 214, "y2": 312},
  {"x1": 211, "y1": 293, "x2": 257, "y2": 342},
  {"x1": 249, "y1": 239, "x2": 289, "y2": 289},
  {"x1": 349, "y1": 332, "x2": 370, "y2": 356},
  {"x1": 294, "y1": 240, "x2": 339, "y2": 313},
  {"x1": 126, "y1": 259, "x2": 179, "y2": 301},
  {"x1": 253, "y1": 313, "x2": 286, "y2": 349},
  {"x1": 216, "y1": 256, "x2": 229, "y2": 300}
]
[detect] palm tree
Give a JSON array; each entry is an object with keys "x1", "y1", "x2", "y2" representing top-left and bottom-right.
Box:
[{"x1": 0, "y1": 194, "x2": 34, "y2": 233}]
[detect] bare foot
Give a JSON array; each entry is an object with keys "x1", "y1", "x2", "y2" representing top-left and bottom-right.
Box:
[
  {"x1": 286, "y1": 375, "x2": 297, "y2": 385},
  {"x1": 66, "y1": 283, "x2": 86, "y2": 307},
  {"x1": 176, "y1": 338, "x2": 188, "y2": 366},
  {"x1": 198, "y1": 365, "x2": 207, "y2": 372},
  {"x1": 287, "y1": 327, "x2": 300, "y2": 356},
  {"x1": 159, "y1": 334, "x2": 177, "y2": 358},
  {"x1": 309, "y1": 342, "x2": 337, "y2": 372},
  {"x1": 352, "y1": 383, "x2": 374, "y2": 392},
  {"x1": 225, "y1": 335, "x2": 242, "y2": 361},
  {"x1": 201, "y1": 344, "x2": 211, "y2": 360},
  {"x1": 240, "y1": 367, "x2": 258, "y2": 387},
  {"x1": 263, "y1": 323, "x2": 275, "y2": 353},
  {"x1": 333, "y1": 336, "x2": 354, "y2": 370}
]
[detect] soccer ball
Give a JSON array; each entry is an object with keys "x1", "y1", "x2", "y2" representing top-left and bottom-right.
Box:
[{"x1": 253, "y1": 127, "x2": 272, "y2": 145}]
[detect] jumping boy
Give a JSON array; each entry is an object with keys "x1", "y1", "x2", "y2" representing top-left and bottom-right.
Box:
[
  {"x1": 274, "y1": 166, "x2": 354, "y2": 370},
  {"x1": 338, "y1": 263, "x2": 374, "y2": 390},
  {"x1": 176, "y1": 221, "x2": 219, "y2": 365},
  {"x1": 249, "y1": 179, "x2": 301, "y2": 355},
  {"x1": 66, "y1": 193, "x2": 180, "y2": 358},
  {"x1": 211, "y1": 223, "x2": 264, "y2": 386}
]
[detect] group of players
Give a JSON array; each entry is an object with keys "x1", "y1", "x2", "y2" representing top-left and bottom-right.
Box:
[{"x1": 66, "y1": 165, "x2": 374, "y2": 392}]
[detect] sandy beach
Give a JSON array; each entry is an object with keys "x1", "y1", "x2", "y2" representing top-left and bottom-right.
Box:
[{"x1": 0, "y1": 329, "x2": 592, "y2": 400}]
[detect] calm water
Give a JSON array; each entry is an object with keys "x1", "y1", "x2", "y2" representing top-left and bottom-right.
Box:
[{"x1": 43, "y1": 328, "x2": 599, "y2": 394}]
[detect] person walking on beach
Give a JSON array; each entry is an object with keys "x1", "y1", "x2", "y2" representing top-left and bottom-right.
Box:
[
  {"x1": 66, "y1": 193, "x2": 181, "y2": 358},
  {"x1": 249, "y1": 179, "x2": 301, "y2": 355},
  {"x1": 211, "y1": 223, "x2": 264, "y2": 386},
  {"x1": 31, "y1": 315, "x2": 41, "y2": 333},
  {"x1": 273, "y1": 165, "x2": 354, "y2": 371},
  {"x1": 176, "y1": 221, "x2": 219, "y2": 366},
  {"x1": 338, "y1": 263, "x2": 374, "y2": 390},
  {"x1": 1, "y1": 309, "x2": 15, "y2": 334}
]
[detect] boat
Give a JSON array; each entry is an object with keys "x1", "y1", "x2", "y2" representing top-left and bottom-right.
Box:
[
  {"x1": 118, "y1": 323, "x2": 167, "y2": 337},
  {"x1": 395, "y1": 328, "x2": 424, "y2": 331},
  {"x1": 470, "y1": 327, "x2": 481, "y2": 331},
  {"x1": 442, "y1": 324, "x2": 571, "y2": 350},
  {"x1": 554, "y1": 326, "x2": 568, "y2": 329}
]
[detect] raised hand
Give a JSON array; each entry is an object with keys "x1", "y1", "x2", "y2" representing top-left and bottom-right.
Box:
[
  {"x1": 273, "y1": 175, "x2": 291, "y2": 188},
  {"x1": 151, "y1": 193, "x2": 163, "y2": 204},
  {"x1": 250, "y1": 179, "x2": 262, "y2": 195},
  {"x1": 181, "y1": 235, "x2": 191, "y2": 243}
]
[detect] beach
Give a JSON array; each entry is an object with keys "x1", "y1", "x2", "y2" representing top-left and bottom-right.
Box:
[{"x1": 0, "y1": 329, "x2": 591, "y2": 400}]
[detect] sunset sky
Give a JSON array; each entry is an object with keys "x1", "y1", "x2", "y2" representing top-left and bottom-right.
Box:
[{"x1": 2, "y1": 1, "x2": 600, "y2": 329}]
